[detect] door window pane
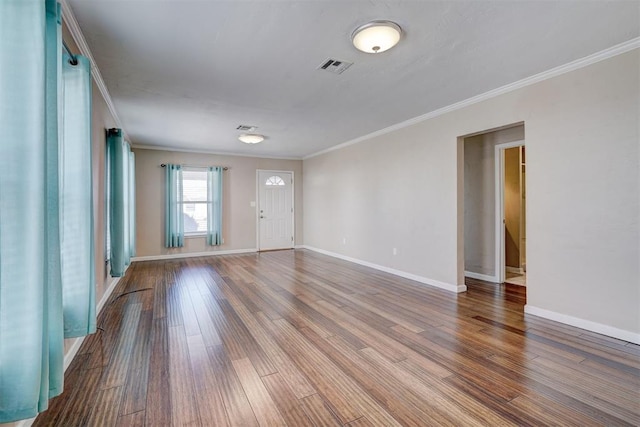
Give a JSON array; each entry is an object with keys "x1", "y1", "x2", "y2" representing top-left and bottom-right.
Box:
[{"x1": 265, "y1": 176, "x2": 285, "y2": 186}]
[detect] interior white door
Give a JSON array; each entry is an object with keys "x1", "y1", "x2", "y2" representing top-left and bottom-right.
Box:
[
  {"x1": 494, "y1": 140, "x2": 525, "y2": 284},
  {"x1": 258, "y1": 171, "x2": 293, "y2": 251}
]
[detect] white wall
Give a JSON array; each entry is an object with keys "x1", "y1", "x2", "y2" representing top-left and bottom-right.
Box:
[
  {"x1": 464, "y1": 126, "x2": 524, "y2": 278},
  {"x1": 133, "y1": 148, "x2": 303, "y2": 258},
  {"x1": 303, "y1": 50, "x2": 639, "y2": 337}
]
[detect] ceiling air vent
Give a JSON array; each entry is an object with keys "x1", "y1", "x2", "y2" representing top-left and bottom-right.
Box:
[
  {"x1": 236, "y1": 124, "x2": 257, "y2": 132},
  {"x1": 317, "y1": 58, "x2": 353, "y2": 75}
]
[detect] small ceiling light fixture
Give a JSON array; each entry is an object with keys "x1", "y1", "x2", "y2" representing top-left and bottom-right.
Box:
[
  {"x1": 351, "y1": 20, "x2": 402, "y2": 53},
  {"x1": 239, "y1": 133, "x2": 264, "y2": 144}
]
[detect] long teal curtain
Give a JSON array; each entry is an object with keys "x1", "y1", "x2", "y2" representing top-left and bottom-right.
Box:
[
  {"x1": 165, "y1": 164, "x2": 184, "y2": 247},
  {"x1": 105, "y1": 135, "x2": 111, "y2": 260},
  {"x1": 0, "y1": 0, "x2": 64, "y2": 421},
  {"x1": 207, "y1": 167, "x2": 223, "y2": 246},
  {"x1": 107, "y1": 129, "x2": 129, "y2": 276},
  {"x1": 129, "y1": 151, "x2": 136, "y2": 257},
  {"x1": 123, "y1": 141, "x2": 131, "y2": 266},
  {"x1": 1, "y1": 1, "x2": 97, "y2": 422},
  {"x1": 60, "y1": 52, "x2": 96, "y2": 337},
  {"x1": 43, "y1": 0, "x2": 65, "y2": 404}
]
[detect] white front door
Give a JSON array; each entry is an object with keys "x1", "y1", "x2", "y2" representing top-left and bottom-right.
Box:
[{"x1": 258, "y1": 170, "x2": 294, "y2": 251}]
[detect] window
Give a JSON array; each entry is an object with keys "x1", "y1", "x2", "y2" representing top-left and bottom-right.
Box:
[
  {"x1": 165, "y1": 165, "x2": 222, "y2": 247},
  {"x1": 265, "y1": 175, "x2": 285, "y2": 186},
  {"x1": 182, "y1": 169, "x2": 209, "y2": 234}
]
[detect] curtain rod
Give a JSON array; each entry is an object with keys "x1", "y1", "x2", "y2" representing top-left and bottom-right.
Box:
[
  {"x1": 160, "y1": 163, "x2": 228, "y2": 171},
  {"x1": 62, "y1": 40, "x2": 78, "y2": 66}
]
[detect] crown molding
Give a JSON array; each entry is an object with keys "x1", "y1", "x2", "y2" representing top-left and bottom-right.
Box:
[
  {"x1": 55, "y1": 4, "x2": 638, "y2": 160},
  {"x1": 131, "y1": 143, "x2": 302, "y2": 161},
  {"x1": 303, "y1": 37, "x2": 640, "y2": 160},
  {"x1": 60, "y1": 0, "x2": 128, "y2": 141}
]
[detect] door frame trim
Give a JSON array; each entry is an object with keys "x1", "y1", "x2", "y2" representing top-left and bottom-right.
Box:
[
  {"x1": 256, "y1": 169, "x2": 295, "y2": 251},
  {"x1": 494, "y1": 140, "x2": 525, "y2": 283}
]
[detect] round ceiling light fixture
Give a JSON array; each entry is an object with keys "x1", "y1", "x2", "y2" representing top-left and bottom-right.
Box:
[
  {"x1": 238, "y1": 133, "x2": 264, "y2": 144},
  {"x1": 351, "y1": 20, "x2": 402, "y2": 53}
]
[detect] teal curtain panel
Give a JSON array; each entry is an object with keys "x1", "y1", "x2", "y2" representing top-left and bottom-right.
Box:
[
  {"x1": 43, "y1": 0, "x2": 65, "y2": 404},
  {"x1": 165, "y1": 164, "x2": 184, "y2": 247},
  {"x1": 104, "y1": 132, "x2": 111, "y2": 260},
  {"x1": 129, "y1": 151, "x2": 136, "y2": 257},
  {"x1": 60, "y1": 52, "x2": 96, "y2": 337},
  {"x1": 207, "y1": 167, "x2": 223, "y2": 246},
  {"x1": 0, "y1": 0, "x2": 65, "y2": 422},
  {"x1": 107, "y1": 129, "x2": 135, "y2": 275},
  {"x1": 122, "y1": 141, "x2": 131, "y2": 266},
  {"x1": 107, "y1": 129, "x2": 126, "y2": 277}
]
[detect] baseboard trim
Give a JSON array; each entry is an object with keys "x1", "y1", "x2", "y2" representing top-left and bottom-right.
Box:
[
  {"x1": 17, "y1": 276, "x2": 122, "y2": 427},
  {"x1": 64, "y1": 276, "x2": 121, "y2": 371},
  {"x1": 300, "y1": 245, "x2": 465, "y2": 293},
  {"x1": 16, "y1": 417, "x2": 36, "y2": 427},
  {"x1": 506, "y1": 266, "x2": 524, "y2": 274},
  {"x1": 464, "y1": 271, "x2": 498, "y2": 283},
  {"x1": 132, "y1": 248, "x2": 257, "y2": 262},
  {"x1": 97, "y1": 276, "x2": 122, "y2": 315},
  {"x1": 62, "y1": 337, "x2": 85, "y2": 373},
  {"x1": 524, "y1": 305, "x2": 640, "y2": 345}
]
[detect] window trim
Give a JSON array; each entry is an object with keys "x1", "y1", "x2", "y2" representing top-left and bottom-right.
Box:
[{"x1": 180, "y1": 167, "x2": 210, "y2": 237}]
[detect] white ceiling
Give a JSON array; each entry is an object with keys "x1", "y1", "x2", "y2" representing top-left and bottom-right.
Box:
[{"x1": 68, "y1": 0, "x2": 639, "y2": 159}]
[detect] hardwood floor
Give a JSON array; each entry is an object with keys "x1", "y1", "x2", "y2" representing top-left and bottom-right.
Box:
[{"x1": 34, "y1": 249, "x2": 639, "y2": 426}]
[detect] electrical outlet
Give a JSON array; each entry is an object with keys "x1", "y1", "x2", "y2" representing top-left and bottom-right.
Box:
[
  {"x1": 342, "y1": 237, "x2": 347, "y2": 245},
  {"x1": 392, "y1": 248, "x2": 397, "y2": 255}
]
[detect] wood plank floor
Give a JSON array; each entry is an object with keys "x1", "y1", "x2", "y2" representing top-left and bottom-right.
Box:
[{"x1": 34, "y1": 249, "x2": 640, "y2": 426}]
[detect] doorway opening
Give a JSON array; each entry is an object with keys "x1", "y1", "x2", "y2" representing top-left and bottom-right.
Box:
[
  {"x1": 460, "y1": 124, "x2": 526, "y2": 291},
  {"x1": 256, "y1": 170, "x2": 294, "y2": 251}
]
